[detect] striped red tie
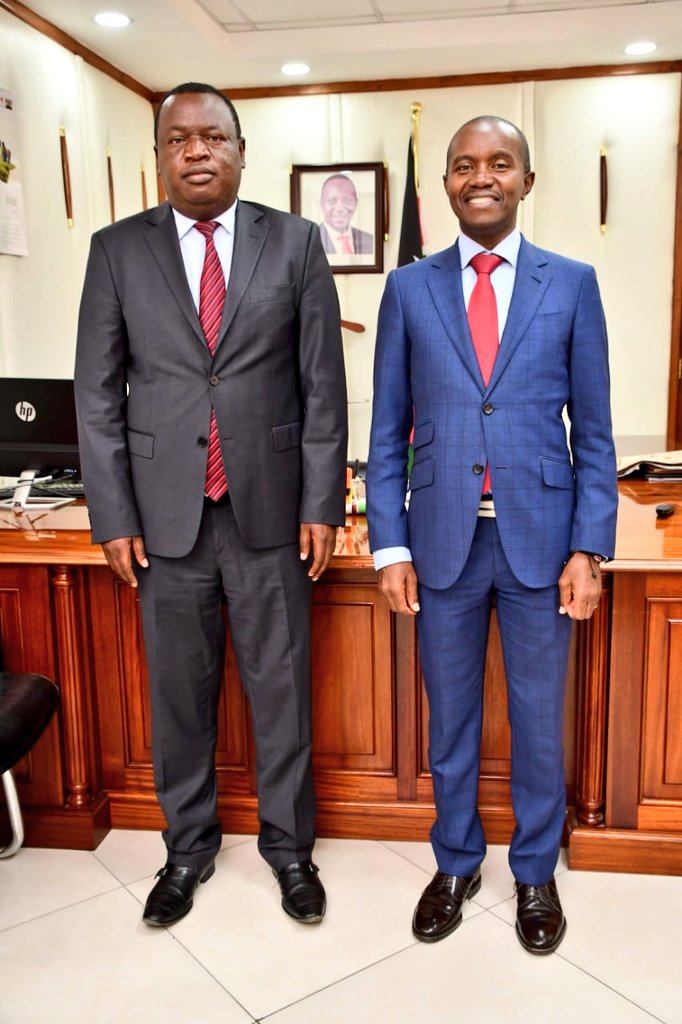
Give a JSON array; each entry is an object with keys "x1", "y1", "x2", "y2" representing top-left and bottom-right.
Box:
[
  {"x1": 195, "y1": 221, "x2": 227, "y2": 501},
  {"x1": 467, "y1": 253, "x2": 504, "y2": 495}
]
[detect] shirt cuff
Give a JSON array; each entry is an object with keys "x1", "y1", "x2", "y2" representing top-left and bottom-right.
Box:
[{"x1": 373, "y1": 546, "x2": 413, "y2": 571}]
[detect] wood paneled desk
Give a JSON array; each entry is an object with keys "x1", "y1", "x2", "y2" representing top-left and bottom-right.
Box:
[
  {"x1": 569, "y1": 480, "x2": 682, "y2": 874},
  {"x1": 1, "y1": 485, "x2": 681, "y2": 874}
]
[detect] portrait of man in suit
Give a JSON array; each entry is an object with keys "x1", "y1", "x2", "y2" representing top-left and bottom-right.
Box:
[
  {"x1": 75, "y1": 82, "x2": 347, "y2": 928},
  {"x1": 367, "y1": 116, "x2": 617, "y2": 955},
  {"x1": 318, "y1": 173, "x2": 374, "y2": 258}
]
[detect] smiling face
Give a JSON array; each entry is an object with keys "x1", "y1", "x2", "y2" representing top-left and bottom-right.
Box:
[
  {"x1": 320, "y1": 176, "x2": 358, "y2": 234},
  {"x1": 156, "y1": 91, "x2": 245, "y2": 221},
  {"x1": 443, "y1": 119, "x2": 534, "y2": 249}
]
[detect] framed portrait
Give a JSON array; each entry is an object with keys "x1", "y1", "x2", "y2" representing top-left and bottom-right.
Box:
[{"x1": 290, "y1": 162, "x2": 386, "y2": 274}]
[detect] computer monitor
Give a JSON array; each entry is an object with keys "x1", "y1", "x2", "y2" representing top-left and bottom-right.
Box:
[{"x1": 0, "y1": 377, "x2": 80, "y2": 510}]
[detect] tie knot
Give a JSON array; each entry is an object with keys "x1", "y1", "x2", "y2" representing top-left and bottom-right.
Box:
[
  {"x1": 471, "y1": 252, "x2": 504, "y2": 277},
  {"x1": 194, "y1": 220, "x2": 220, "y2": 239}
]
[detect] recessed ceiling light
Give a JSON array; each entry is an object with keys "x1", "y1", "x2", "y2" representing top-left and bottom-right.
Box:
[
  {"x1": 94, "y1": 12, "x2": 132, "y2": 29},
  {"x1": 281, "y1": 63, "x2": 310, "y2": 77},
  {"x1": 624, "y1": 41, "x2": 657, "y2": 56}
]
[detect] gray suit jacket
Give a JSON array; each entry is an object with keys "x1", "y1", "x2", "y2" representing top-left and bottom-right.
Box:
[{"x1": 75, "y1": 201, "x2": 348, "y2": 557}]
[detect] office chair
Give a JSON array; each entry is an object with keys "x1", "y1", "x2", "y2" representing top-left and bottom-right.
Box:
[{"x1": 0, "y1": 672, "x2": 60, "y2": 857}]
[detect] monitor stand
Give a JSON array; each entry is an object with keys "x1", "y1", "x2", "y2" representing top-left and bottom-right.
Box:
[{"x1": 0, "y1": 469, "x2": 75, "y2": 511}]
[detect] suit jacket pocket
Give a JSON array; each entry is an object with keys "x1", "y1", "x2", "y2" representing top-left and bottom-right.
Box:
[
  {"x1": 540, "y1": 456, "x2": 574, "y2": 490},
  {"x1": 412, "y1": 419, "x2": 434, "y2": 450},
  {"x1": 272, "y1": 420, "x2": 302, "y2": 452},
  {"x1": 127, "y1": 428, "x2": 154, "y2": 459},
  {"x1": 410, "y1": 457, "x2": 434, "y2": 492},
  {"x1": 248, "y1": 284, "x2": 296, "y2": 305}
]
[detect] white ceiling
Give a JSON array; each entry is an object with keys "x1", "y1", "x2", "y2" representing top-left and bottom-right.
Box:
[{"x1": 21, "y1": 0, "x2": 682, "y2": 91}]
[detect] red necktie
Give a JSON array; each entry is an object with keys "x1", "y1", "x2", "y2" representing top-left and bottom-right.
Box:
[
  {"x1": 467, "y1": 252, "x2": 504, "y2": 494},
  {"x1": 195, "y1": 221, "x2": 228, "y2": 501},
  {"x1": 337, "y1": 234, "x2": 353, "y2": 254}
]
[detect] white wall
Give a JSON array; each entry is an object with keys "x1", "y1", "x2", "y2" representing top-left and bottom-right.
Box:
[
  {"x1": 0, "y1": 8, "x2": 155, "y2": 379},
  {"x1": 1, "y1": 6, "x2": 679, "y2": 459},
  {"x1": 533, "y1": 74, "x2": 679, "y2": 439}
]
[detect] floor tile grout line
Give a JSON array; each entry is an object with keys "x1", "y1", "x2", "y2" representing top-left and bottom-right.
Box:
[
  {"x1": 89, "y1": 832, "x2": 258, "y2": 887},
  {"x1": 480, "y1": 905, "x2": 669, "y2": 1023},
  {"x1": 258, "y1": 898, "x2": 592, "y2": 1021},
  {"x1": 254, "y1": 938, "x2": 423, "y2": 1022},
  {"x1": 91, "y1": 849, "x2": 150, "y2": 888},
  {"x1": 253, "y1": 909, "x2": 543, "y2": 1021},
  {"x1": 0, "y1": 881, "x2": 124, "y2": 934},
  {"x1": 153, "y1": 926, "x2": 259, "y2": 1023},
  {"x1": 375, "y1": 839, "x2": 435, "y2": 878},
  {"x1": 472, "y1": 892, "x2": 516, "y2": 912},
  {"x1": 548, "y1": 953, "x2": 670, "y2": 1023}
]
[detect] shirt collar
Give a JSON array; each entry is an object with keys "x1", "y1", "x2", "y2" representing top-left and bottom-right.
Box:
[
  {"x1": 171, "y1": 198, "x2": 238, "y2": 242},
  {"x1": 458, "y1": 228, "x2": 521, "y2": 270}
]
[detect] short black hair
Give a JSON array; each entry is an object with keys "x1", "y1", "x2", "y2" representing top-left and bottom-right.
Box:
[
  {"x1": 445, "y1": 116, "x2": 531, "y2": 175},
  {"x1": 154, "y1": 82, "x2": 242, "y2": 144}
]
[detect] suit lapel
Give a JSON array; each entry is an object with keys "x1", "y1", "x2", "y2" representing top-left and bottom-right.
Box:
[
  {"x1": 217, "y1": 201, "x2": 269, "y2": 347},
  {"x1": 142, "y1": 204, "x2": 205, "y2": 347},
  {"x1": 426, "y1": 241, "x2": 484, "y2": 390},
  {"x1": 488, "y1": 238, "x2": 550, "y2": 390},
  {"x1": 319, "y1": 223, "x2": 333, "y2": 252}
]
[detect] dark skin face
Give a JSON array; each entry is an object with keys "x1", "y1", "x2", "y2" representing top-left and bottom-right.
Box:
[
  {"x1": 443, "y1": 120, "x2": 534, "y2": 249},
  {"x1": 155, "y1": 92, "x2": 246, "y2": 220},
  {"x1": 320, "y1": 177, "x2": 358, "y2": 233}
]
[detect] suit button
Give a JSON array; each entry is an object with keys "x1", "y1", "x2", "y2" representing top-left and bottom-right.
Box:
[
  {"x1": 482, "y1": 402, "x2": 494, "y2": 415},
  {"x1": 209, "y1": 375, "x2": 220, "y2": 386},
  {"x1": 473, "y1": 464, "x2": 484, "y2": 475},
  {"x1": 197, "y1": 436, "x2": 208, "y2": 447}
]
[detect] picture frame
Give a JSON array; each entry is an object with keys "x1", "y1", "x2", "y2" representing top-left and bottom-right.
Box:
[{"x1": 290, "y1": 162, "x2": 386, "y2": 274}]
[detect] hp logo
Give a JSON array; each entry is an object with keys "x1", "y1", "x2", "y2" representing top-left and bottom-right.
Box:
[{"x1": 15, "y1": 400, "x2": 36, "y2": 423}]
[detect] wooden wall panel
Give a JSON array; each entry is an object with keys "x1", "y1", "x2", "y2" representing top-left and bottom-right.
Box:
[
  {"x1": 606, "y1": 572, "x2": 682, "y2": 844},
  {"x1": 311, "y1": 581, "x2": 399, "y2": 804},
  {"x1": 637, "y1": 598, "x2": 682, "y2": 832},
  {"x1": 642, "y1": 600, "x2": 682, "y2": 800},
  {"x1": 311, "y1": 584, "x2": 393, "y2": 770}
]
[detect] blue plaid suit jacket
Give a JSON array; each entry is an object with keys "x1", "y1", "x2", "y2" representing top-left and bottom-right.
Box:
[{"x1": 367, "y1": 236, "x2": 618, "y2": 590}]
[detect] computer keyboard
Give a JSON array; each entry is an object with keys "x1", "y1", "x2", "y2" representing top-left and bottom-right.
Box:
[
  {"x1": 0, "y1": 479, "x2": 86, "y2": 500},
  {"x1": 31, "y1": 479, "x2": 85, "y2": 498}
]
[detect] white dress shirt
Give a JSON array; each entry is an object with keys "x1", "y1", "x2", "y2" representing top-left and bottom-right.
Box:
[
  {"x1": 372, "y1": 229, "x2": 521, "y2": 572},
  {"x1": 171, "y1": 199, "x2": 237, "y2": 310}
]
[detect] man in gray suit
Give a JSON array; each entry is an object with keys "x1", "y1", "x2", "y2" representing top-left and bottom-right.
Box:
[{"x1": 74, "y1": 83, "x2": 347, "y2": 928}]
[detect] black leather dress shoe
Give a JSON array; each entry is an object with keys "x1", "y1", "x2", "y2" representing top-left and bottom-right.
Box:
[
  {"x1": 412, "y1": 869, "x2": 482, "y2": 942},
  {"x1": 274, "y1": 860, "x2": 326, "y2": 923},
  {"x1": 142, "y1": 860, "x2": 215, "y2": 927},
  {"x1": 515, "y1": 877, "x2": 566, "y2": 954}
]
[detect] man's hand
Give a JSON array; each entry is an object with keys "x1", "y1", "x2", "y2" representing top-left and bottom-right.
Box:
[
  {"x1": 102, "y1": 535, "x2": 149, "y2": 588},
  {"x1": 558, "y1": 552, "x2": 601, "y2": 620},
  {"x1": 299, "y1": 523, "x2": 336, "y2": 581},
  {"x1": 377, "y1": 561, "x2": 420, "y2": 616}
]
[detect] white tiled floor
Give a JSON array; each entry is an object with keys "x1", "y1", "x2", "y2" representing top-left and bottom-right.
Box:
[{"x1": 1, "y1": 831, "x2": 681, "y2": 1023}]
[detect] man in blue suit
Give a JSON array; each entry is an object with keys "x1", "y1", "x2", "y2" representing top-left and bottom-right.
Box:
[{"x1": 367, "y1": 116, "x2": 617, "y2": 955}]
